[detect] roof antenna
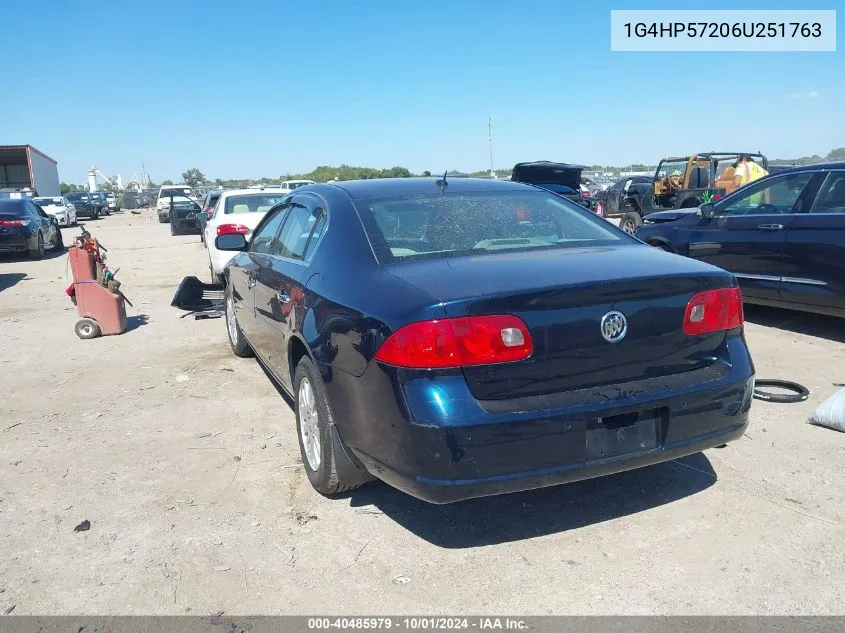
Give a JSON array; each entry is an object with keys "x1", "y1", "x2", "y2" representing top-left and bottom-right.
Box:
[{"x1": 436, "y1": 170, "x2": 448, "y2": 192}]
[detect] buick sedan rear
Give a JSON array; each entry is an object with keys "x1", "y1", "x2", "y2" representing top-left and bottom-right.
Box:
[{"x1": 216, "y1": 177, "x2": 754, "y2": 503}]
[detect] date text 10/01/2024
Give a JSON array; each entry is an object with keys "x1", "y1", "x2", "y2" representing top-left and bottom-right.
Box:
[
  {"x1": 307, "y1": 618, "x2": 528, "y2": 630},
  {"x1": 623, "y1": 22, "x2": 822, "y2": 39}
]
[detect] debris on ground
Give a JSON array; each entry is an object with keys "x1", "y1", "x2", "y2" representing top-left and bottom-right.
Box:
[
  {"x1": 192, "y1": 432, "x2": 212, "y2": 439},
  {"x1": 293, "y1": 511, "x2": 318, "y2": 526},
  {"x1": 392, "y1": 575, "x2": 410, "y2": 585},
  {"x1": 4, "y1": 605, "x2": 16, "y2": 615},
  {"x1": 73, "y1": 520, "x2": 91, "y2": 533},
  {"x1": 808, "y1": 387, "x2": 845, "y2": 432}
]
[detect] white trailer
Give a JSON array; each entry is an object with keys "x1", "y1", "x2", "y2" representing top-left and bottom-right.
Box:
[{"x1": 0, "y1": 145, "x2": 60, "y2": 196}]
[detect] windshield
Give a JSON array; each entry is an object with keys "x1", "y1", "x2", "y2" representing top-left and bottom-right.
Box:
[
  {"x1": 34, "y1": 197, "x2": 63, "y2": 206},
  {"x1": 356, "y1": 191, "x2": 627, "y2": 262},
  {"x1": 224, "y1": 193, "x2": 288, "y2": 214},
  {"x1": 160, "y1": 187, "x2": 192, "y2": 197},
  {"x1": 656, "y1": 161, "x2": 688, "y2": 178}
]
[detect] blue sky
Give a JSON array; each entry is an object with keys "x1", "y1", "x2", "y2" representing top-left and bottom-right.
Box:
[{"x1": 1, "y1": 0, "x2": 842, "y2": 183}]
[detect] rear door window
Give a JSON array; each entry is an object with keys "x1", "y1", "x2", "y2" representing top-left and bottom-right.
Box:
[{"x1": 809, "y1": 172, "x2": 845, "y2": 214}]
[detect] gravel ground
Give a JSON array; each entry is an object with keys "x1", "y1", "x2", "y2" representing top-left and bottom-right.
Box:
[{"x1": 0, "y1": 210, "x2": 843, "y2": 615}]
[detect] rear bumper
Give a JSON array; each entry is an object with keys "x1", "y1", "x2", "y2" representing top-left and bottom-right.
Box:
[
  {"x1": 0, "y1": 233, "x2": 31, "y2": 252},
  {"x1": 329, "y1": 335, "x2": 755, "y2": 504}
]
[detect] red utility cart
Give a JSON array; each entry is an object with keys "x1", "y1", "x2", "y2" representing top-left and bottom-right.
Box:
[{"x1": 68, "y1": 247, "x2": 127, "y2": 339}]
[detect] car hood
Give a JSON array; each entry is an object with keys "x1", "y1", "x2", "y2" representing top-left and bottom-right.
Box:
[{"x1": 643, "y1": 209, "x2": 699, "y2": 223}]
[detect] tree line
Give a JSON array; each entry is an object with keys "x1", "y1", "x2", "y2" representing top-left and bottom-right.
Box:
[{"x1": 59, "y1": 147, "x2": 845, "y2": 193}]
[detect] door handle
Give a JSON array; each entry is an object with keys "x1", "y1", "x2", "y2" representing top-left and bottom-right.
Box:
[
  {"x1": 277, "y1": 290, "x2": 290, "y2": 304},
  {"x1": 757, "y1": 223, "x2": 784, "y2": 231},
  {"x1": 246, "y1": 274, "x2": 256, "y2": 289}
]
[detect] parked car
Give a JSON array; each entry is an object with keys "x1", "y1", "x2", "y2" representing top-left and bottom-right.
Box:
[
  {"x1": 280, "y1": 179, "x2": 316, "y2": 192},
  {"x1": 637, "y1": 163, "x2": 845, "y2": 319},
  {"x1": 0, "y1": 198, "x2": 64, "y2": 258},
  {"x1": 614, "y1": 153, "x2": 768, "y2": 235},
  {"x1": 213, "y1": 177, "x2": 754, "y2": 503},
  {"x1": 105, "y1": 192, "x2": 118, "y2": 212},
  {"x1": 65, "y1": 192, "x2": 100, "y2": 219},
  {"x1": 204, "y1": 188, "x2": 289, "y2": 283},
  {"x1": 157, "y1": 185, "x2": 196, "y2": 222},
  {"x1": 511, "y1": 162, "x2": 597, "y2": 212},
  {"x1": 90, "y1": 192, "x2": 110, "y2": 216},
  {"x1": 198, "y1": 189, "x2": 224, "y2": 245},
  {"x1": 33, "y1": 196, "x2": 77, "y2": 227}
]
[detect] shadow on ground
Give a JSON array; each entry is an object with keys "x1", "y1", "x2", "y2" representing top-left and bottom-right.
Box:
[
  {"x1": 250, "y1": 333, "x2": 720, "y2": 547},
  {"x1": 0, "y1": 272, "x2": 27, "y2": 293},
  {"x1": 744, "y1": 305, "x2": 845, "y2": 344},
  {"x1": 342, "y1": 452, "x2": 716, "y2": 547},
  {"x1": 127, "y1": 314, "x2": 150, "y2": 332}
]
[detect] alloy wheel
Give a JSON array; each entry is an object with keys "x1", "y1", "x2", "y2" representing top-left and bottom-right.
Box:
[{"x1": 298, "y1": 377, "x2": 321, "y2": 471}]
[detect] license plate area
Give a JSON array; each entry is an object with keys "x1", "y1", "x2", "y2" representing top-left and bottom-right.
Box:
[{"x1": 585, "y1": 408, "x2": 662, "y2": 460}]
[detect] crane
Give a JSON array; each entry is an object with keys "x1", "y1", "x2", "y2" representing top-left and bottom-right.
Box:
[{"x1": 87, "y1": 165, "x2": 122, "y2": 192}]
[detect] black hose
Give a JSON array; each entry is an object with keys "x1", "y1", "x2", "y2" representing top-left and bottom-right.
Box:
[{"x1": 753, "y1": 379, "x2": 809, "y2": 404}]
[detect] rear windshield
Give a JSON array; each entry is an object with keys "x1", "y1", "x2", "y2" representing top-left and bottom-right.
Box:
[
  {"x1": 160, "y1": 187, "x2": 192, "y2": 197},
  {"x1": 66, "y1": 193, "x2": 88, "y2": 201},
  {"x1": 356, "y1": 191, "x2": 627, "y2": 262},
  {"x1": 34, "y1": 197, "x2": 63, "y2": 206},
  {"x1": 224, "y1": 194, "x2": 288, "y2": 214},
  {"x1": 0, "y1": 200, "x2": 27, "y2": 216}
]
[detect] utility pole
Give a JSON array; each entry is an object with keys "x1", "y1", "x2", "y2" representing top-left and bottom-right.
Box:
[{"x1": 488, "y1": 114, "x2": 495, "y2": 179}]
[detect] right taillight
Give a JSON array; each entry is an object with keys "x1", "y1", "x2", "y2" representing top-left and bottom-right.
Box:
[
  {"x1": 684, "y1": 287, "x2": 743, "y2": 336},
  {"x1": 374, "y1": 315, "x2": 533, "y2": 369},
  {"x1": 216, "y1": 223, "x2": 249, "y2": 236},
  {"x1": 594, "y1": 200, "x2": 605, "y2": 217}
]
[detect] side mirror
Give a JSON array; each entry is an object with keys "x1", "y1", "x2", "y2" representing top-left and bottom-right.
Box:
[
  {"x1": 700, "y1": 202, "x2": 716, "y2": 219},
  {"x1": 215, "y1": 233, "x2": 247, "y2": 251}
]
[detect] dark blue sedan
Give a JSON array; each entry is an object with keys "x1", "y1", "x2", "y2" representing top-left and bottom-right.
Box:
[
  {"x1": 215, "y1": 177, "x2": 754, "y2": 503},
  {"x1": 637, "y1": 163, "x2": 845, "y2": 319}
]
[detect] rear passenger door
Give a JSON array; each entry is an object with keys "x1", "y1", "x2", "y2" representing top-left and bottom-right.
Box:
[
  {"x1": 780, "y1": 170, "x2": 845, "y2": 315},
  {"x1": 255, "y1": 194, "x2": 327, "y2": 390}
]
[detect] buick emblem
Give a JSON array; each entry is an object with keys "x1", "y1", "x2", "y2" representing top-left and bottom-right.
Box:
[{"x1": 600, "y1": 311, "x2": 627, "y2": 343}]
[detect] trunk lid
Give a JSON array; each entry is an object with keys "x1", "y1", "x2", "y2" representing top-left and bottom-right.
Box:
[{"x1": 386, "y1": 245, "x2": 735, "y2": 400}]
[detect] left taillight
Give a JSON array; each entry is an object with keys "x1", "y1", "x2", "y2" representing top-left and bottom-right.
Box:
[
  {"x1": 683, "y1": 287, "x2": 743, "y2": 336},
  {"x1": 374, "y1": 315, "x2": 533, "y2": 369},
  {"x1": 216, "y1": 223, "x2": 249, "y2": 236},
  {"x1": 0, "y1": 219, "x2": 30, "y2": 227}
]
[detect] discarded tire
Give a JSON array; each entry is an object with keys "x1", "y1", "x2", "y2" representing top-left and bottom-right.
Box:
[{"x1": 753, "y1": 379, "x2": 809, "y2": 404}]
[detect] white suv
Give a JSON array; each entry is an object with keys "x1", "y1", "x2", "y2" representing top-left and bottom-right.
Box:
[{"x1": 157, "y1": 185, "x2": 197, "y2": 222}]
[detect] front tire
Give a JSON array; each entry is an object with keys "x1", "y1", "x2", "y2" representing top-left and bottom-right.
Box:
[
  {"x1": 53, "y1": 229, "x2": 64, "y2": 251},
  {"x1": 225, "y1": 285, "x2": 254, "y2": 358},
  {"x1": 619, "y1": 212, "x2": 642, "y2": 236},
  {"x1": 294, "y1": 356, "x2": 371, "y2": 496},
  {"x1": 75, "y1": 318, "x2": 101, "y2": 339}
]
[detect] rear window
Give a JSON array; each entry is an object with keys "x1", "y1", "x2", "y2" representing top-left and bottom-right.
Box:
[
  {"x1": 34, "y1": 197, "x2": 63, "y2": 206},
  {"x1": 66, "y1": 193, "x2": 88, "y2": 201},
  {"x1": 224, "y1": 194, "x2": 288, "y2": 214},
  {"x1": 356, "y1": 191, "x2": 627, "y2": 262},
  {"x1": 160, "y1": 187, "x2": 192, "y2": 198},
  {"x1": 0, "y1": 200, "x2": 27, "y2": 217}
]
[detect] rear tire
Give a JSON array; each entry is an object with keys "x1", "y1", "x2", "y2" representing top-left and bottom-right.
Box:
[
  {"x1": 28, "y1": 232, "x2": 45, "y2": 259},
  {"x1": 225, "y1": 284, "x2": 254, "y2": 358},
  {"x1": 294, "y1": 355, "x2": 372, "y2": 496}
]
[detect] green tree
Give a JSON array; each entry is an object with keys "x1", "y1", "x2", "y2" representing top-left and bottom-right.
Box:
[
  {"x1": 214, "y1": 178, "x2": 223, "y2": 187},
  {"x1": 181, "y1": 168, "x2": 206, "y2": 189},
  {"x1": 60, "y1": 182, "x2": 79, "y2": 194},
  {"x1": 162, "y1": 179, "x2": 174, "y2": 186}
]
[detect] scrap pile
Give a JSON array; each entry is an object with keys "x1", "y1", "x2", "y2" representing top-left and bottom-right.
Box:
[{"x1": 65, "y1": 228, "x2": 130, "y2": 304}]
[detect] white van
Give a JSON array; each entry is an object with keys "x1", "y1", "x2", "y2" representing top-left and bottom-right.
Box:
[{"x1": 157, "y1": 185, "x2": 197, "y2": 222}]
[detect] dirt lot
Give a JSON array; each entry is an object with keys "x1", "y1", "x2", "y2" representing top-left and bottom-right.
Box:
[{"x1": 1, "y1": 210, "x2": 844, "y2": 615}]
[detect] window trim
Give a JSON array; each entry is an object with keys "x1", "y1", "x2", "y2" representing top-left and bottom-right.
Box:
[
  {"x1": 714, "y1": 171, "x2": 817, "y2": 217},
  {"x1": 807, "y1": 170, "x2": 845, "y2": 215}
]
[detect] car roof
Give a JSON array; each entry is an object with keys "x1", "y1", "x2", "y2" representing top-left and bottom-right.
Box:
[
  {"x1": 325, "y1": 177, "x2": 535, "y2": 199},
  {"x1": 218, "y1": 188, "x2": 288, "y2": 197},
  {"x1": 512, "y1": 161, "x2": 588, "y2": 170},
  {"x1": 768, "y1": 161, "x2": 845, "y2": 173}
]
